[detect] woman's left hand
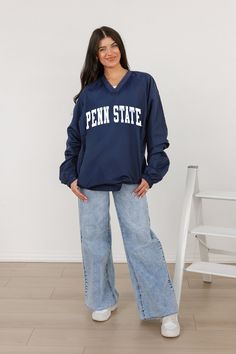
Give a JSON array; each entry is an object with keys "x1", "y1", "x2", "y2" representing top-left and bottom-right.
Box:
[{"x1": 132, "y1": 178, "x2": 150, "y2": 198}]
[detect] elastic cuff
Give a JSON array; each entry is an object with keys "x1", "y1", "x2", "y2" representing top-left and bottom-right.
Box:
[
  {"x1": 141, "y1": 174, "x2": 153, "y2": 189},
  {"x1": 67, "y1": 177, "x2": 78, "y2": 188}
]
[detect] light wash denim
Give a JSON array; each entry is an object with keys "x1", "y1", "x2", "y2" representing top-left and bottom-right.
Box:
[{"x1": 78, "y1": 183, "x2": 179, "y2": 320}]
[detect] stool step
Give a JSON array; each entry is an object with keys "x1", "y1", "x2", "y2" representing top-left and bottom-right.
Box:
[
  {"x1": 195, "y1": 191, "x2": 236, "y2": 201},
  {"x1": 190, "y1": 225, "x2": 236, "y2": 239},
  {"x1": 185, "y1": 261, "x2": 236, "y2": 278}
]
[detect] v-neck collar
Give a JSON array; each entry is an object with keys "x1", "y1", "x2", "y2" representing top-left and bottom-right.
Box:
[{"x1": 101, "y1": 70, "x2": 132, "y2": 93}]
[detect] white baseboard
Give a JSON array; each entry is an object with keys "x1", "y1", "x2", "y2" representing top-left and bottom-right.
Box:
[{"x1": 0, "y1": 252, "x2": 235, "y2": 263}]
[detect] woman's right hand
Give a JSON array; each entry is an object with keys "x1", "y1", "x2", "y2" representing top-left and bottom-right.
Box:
[{"x1": 70, "y1": 179, "x2": 88, "y2": 202}]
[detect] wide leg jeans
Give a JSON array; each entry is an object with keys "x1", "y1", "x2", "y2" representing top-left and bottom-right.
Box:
[{"x1": 78, "y1": 183, "x2": 179, "y2": 320}]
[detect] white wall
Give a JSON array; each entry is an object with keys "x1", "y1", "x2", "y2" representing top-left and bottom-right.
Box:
[{"x1": 1, "y1": 0, "x2": 236, "y2": 262}]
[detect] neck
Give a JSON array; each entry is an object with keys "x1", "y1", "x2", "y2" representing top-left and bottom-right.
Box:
[{"x1": 104, "y1": 64, "x2": 128, "y2": 79}]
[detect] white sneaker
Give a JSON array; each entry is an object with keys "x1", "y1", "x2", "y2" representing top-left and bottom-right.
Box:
[
  {"x1": 160, "y1": 313, "x2": 180, "y2": 337},
  {"x1": 92, "y1": 303, "x2": 118, "y2": 322}
]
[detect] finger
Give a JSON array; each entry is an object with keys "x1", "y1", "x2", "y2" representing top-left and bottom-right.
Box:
[
  {"x1": 77, "y1": 188, "x2": 88, "y2": 201},
  {"x1": 142, "y1": 178, "x2": 150, "y2": 189},
  {"x1": 78, "y1": 192, "x2": 88, "y2": 201},
  {"x1": 135, "y1": 186, "x2": 148, "y2": 198},
  {"x1": 72, "y1": 188, "x2": 88, "y2": 201},
  {"x1": 133, "y1": 182, "x2": 145, "y2": 194}
]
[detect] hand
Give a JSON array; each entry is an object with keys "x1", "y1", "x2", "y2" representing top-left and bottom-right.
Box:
[
  {"x1": 70, "y1": 179, "x2": 88, "y2": 202},
  {"x1": 133, "y1": 178, "x2": 150, "y2": 198}
]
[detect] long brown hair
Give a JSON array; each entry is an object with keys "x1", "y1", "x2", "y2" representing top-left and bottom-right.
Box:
[{"x1": 73, "y1": 26, "x2": 130, "y2": 103}]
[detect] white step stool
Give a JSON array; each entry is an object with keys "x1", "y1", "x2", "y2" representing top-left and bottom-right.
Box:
[{"x1": 173, "y1": 165, "x2": 236, "y2": 307}]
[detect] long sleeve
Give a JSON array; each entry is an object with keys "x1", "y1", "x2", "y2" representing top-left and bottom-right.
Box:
[
  {"x1": 142, "y1": 76, "x2": 170, "y2": 189},
  {"x1": 59, "y1": 93, "x2": 84, "y2": 188}
]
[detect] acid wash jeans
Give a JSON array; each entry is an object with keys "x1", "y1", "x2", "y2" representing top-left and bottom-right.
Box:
[{"x1": 78, "y1": 183, "x2": 179, "y2": 320}]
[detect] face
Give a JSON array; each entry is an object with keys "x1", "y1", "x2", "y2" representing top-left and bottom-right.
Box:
[{"x1": 96, "y1": 36, "x2": 121, "y2": 68}]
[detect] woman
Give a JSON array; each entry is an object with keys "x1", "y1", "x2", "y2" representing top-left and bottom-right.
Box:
[{"x1": 59, "y1": 26, "x2": 180, "y2": 337}]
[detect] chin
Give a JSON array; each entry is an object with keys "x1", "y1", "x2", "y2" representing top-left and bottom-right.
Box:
[{"x1": 104, "y1": 61, "x2": 119, "y2": 69}]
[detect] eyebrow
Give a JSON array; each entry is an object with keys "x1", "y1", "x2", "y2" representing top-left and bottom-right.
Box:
[{"x1": 98, "y1": 41, "x2": 117, "y2": 49}]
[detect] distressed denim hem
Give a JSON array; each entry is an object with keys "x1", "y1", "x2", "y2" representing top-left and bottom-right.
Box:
[
  {"x1": 140, "y1": 310, "x2": 179, "y2": 321},
  {"x1": 85, "y1": 299, "x2": 119, "y2": 312}
]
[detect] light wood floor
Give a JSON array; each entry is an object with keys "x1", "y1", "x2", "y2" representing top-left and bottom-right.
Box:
[{"x1": 0, "y1": 262, "x2": 236, "y2": 353}]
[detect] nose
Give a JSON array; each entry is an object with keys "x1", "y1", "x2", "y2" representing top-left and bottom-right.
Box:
[{"x1": 105, "y1": 47, "x2": 113, "y2": 56}]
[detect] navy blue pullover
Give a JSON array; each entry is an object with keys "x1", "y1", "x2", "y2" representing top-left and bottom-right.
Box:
[{"x1": 59, "y1": 70, "x2": 170, "y2": 191}]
